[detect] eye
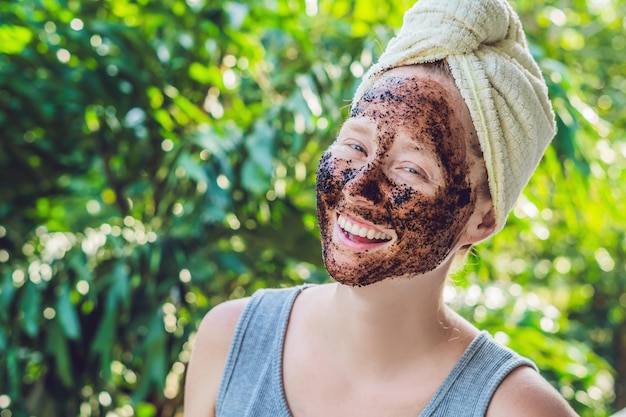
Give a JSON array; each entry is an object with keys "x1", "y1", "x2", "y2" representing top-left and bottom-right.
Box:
[
  {"x1": 351, "y1": 143, "x2": 367, "y2": 155},
  {"x1": 340, "y1": 139, "x2": 369, "y2": 157},
  {"x1": 403, "y1": 166, "x2": 428, "y2": 180}
]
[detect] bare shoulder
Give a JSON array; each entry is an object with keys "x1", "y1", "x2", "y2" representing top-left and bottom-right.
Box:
[
  {"x1": 487, "y1": 365, "x2": 580, "y2": 417},
  {"x1": 183, "y1": 297, "x2": 250, "y2": 417}
]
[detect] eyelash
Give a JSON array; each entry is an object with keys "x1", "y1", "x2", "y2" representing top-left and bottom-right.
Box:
[
  {"x1": 351, "y1": 144, "x2": 366, "y2": 155},
  {"x1": 403, "y1": 166, "x2": 428, "y2": 180},
  {"x1": 340, "y1": 140, "x2": 431, "y2": 184}
]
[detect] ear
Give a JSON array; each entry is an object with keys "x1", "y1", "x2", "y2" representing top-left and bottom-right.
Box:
[{"x1": 460, "y1": 201, "x2": 496, "y2": 246}]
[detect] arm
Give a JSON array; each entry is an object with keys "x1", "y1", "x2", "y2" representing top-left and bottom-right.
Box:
[
  {"x1": 486, "y1": 366, "x2": 580, "y2": 417},
  {"x1": 183, "y1": 297, "x2": 249, "y2": 417}
]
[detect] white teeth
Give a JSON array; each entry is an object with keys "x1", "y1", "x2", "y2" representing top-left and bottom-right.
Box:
[{"x1": 337, "y1": 215, "x2": 391, "y2": 241}]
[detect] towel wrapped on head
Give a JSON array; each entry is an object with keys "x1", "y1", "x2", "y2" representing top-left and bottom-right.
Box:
[{"x1": 351, "y1": 0, "x2": 556, "y2": 235}]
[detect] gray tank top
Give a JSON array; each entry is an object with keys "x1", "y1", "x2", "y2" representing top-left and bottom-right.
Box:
[{"x1": 216, "y1": 285, "x2": 537, "y2": 416}]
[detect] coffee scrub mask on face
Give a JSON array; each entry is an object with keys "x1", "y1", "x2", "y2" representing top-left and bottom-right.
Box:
[{"x1": 316, "y1": 70, "x2": 476, "y2": 286}]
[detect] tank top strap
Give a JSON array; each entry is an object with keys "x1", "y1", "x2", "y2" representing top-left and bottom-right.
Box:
[
  {"x1": 216, "y1": 285, "x2": 312, "y2": 417},
  {"x1": 420, "y1": 331, "x2": 538, "y2": 416}
]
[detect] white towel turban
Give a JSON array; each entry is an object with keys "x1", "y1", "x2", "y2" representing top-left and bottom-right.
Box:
[{"x1": 351, "y1": 0, "x2": 556, "y2": 235}]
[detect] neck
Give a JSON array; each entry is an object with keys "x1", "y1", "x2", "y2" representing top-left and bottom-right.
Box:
[{"x1": 322, "y1": 264, "x2": 457, "y2": 376}]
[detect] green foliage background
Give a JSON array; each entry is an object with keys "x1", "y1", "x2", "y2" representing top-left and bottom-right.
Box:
[{"x1": 0, "y1": 0, "x2": 624, "y2": 416}]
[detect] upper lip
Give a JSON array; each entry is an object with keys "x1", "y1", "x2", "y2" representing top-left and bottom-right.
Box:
[{"x1": 337, "y1": 213, "x2": 392, "y2": 241}]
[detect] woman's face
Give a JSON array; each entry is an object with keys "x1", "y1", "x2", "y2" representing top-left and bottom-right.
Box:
[{"x1": 316, "y1": 66, "x2": 480, "y2": 286}]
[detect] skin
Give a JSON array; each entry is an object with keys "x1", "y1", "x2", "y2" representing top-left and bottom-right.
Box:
[
  {"x1": 183, "y1": 65, "x2": 580, "y2": 417},
  {"x1": 316, "y1": 72, "x2": 475, "y2": 286}
]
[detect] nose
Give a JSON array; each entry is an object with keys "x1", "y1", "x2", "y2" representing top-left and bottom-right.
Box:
[{"x1": 342, "y1": 163, "x2": 384, "y2": 206}]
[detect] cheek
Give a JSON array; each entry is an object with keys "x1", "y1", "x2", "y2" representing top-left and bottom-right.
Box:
[
  {"x1": 387, "y1": 182, "x2": 471, "y2": 242},
  {"x1": 316, "y1": 152, "x2": 352, "y2": 208},
  {"x1": 391, "y1": 185, "x2": 414, "y2": 206},
  {"x1": 316, "y1": 152, "x2": 335, "y2": 195},
  {"x1": 437, "y1": 144, "x2": 474, "y2": 217},
  {"x1": 387, "y1": 186, "x2": 438, "y2": 229}
]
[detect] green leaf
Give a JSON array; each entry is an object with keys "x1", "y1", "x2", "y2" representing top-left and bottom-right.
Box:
[
  {"x1": 91, "y1": 306, "x2": 115, "y2": 355},
  {"x1": 0, "y1": 25, "x2": 33, "y2": 54},
  {"x1": 172, "y1": 95, "x2": 211, "y2": 124},
  {"x1": 135, "y1": 402, "x2": 157, "y2": 417},
  {"x1": 192, "y1": 125, "x2": 238, "y2": 154},
  {"x1": 188, "y1": 62, "x2": 222, "y2": 84},
  {"x1": 0, "y1": 271, "x2": 16, "y2": 319},
  {"x1": 20, "y1": 281, "x2": 41, "y2": 337},
  {"x1": 132, "y1": 315, "x2": 167, "y2": 402},
  {"x1": 177, "y1": 154, "x2": 210, "y2": 184},
  {"x1": 110, "y1": 261, "x2": 130, "y2": 308},
  {"x1": 246, "y1": 120, "x2": 274, "y2": 173},
  {"x1": 68, "y1": 252, "x2": 92, "y2": 282},
  {"x1": 153, "y1": 108, "x2": 175, "y2": 131},
  {"x1": 56, "y1": 281, "x2": 81, "y2": 340},
  {"x1": 90, "y1": 306, "x2": 115, "y2": 381},
  {"x1": 0, "y1": 325, "x2": 6, "y2": 352},
  {"x1": 6, "y1": 347, "x2": 18, "y2": 398},
  {"x1": 47, "y1": 319, "x2": 73, "y2": 387},
  {"x1": 241, "y1": 158, "x2": 269, "y2": 194}
]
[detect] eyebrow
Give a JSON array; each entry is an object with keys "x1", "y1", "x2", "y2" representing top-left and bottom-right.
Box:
[
  {"x1": 341, "y1": 119, "x2": 375, "y2": 136},
  {"x1": 401, "y1": 135, "x2": 437, "y2": 158}
]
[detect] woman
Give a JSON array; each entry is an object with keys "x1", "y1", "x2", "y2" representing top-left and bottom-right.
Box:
[{"x1": 185, "y1": 0, "x2": 580, "y2": 416}]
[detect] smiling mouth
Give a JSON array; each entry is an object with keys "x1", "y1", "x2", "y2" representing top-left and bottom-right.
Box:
[{"x1": 337, "y1": 214, "x2": 392, "y2": 243}]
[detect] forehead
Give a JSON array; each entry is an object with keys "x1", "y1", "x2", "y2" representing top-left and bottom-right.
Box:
[
  {"x1": 352, "y1": 67, "x2": 464, "y2": 120},
  {"x1": 350, "y1": 67, "x2": 472, "y2": 150}
]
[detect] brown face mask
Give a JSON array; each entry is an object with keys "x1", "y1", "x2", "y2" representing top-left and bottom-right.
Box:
[{"x1": 316, "y1": 71, "x2": 476, "y2": 286}]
